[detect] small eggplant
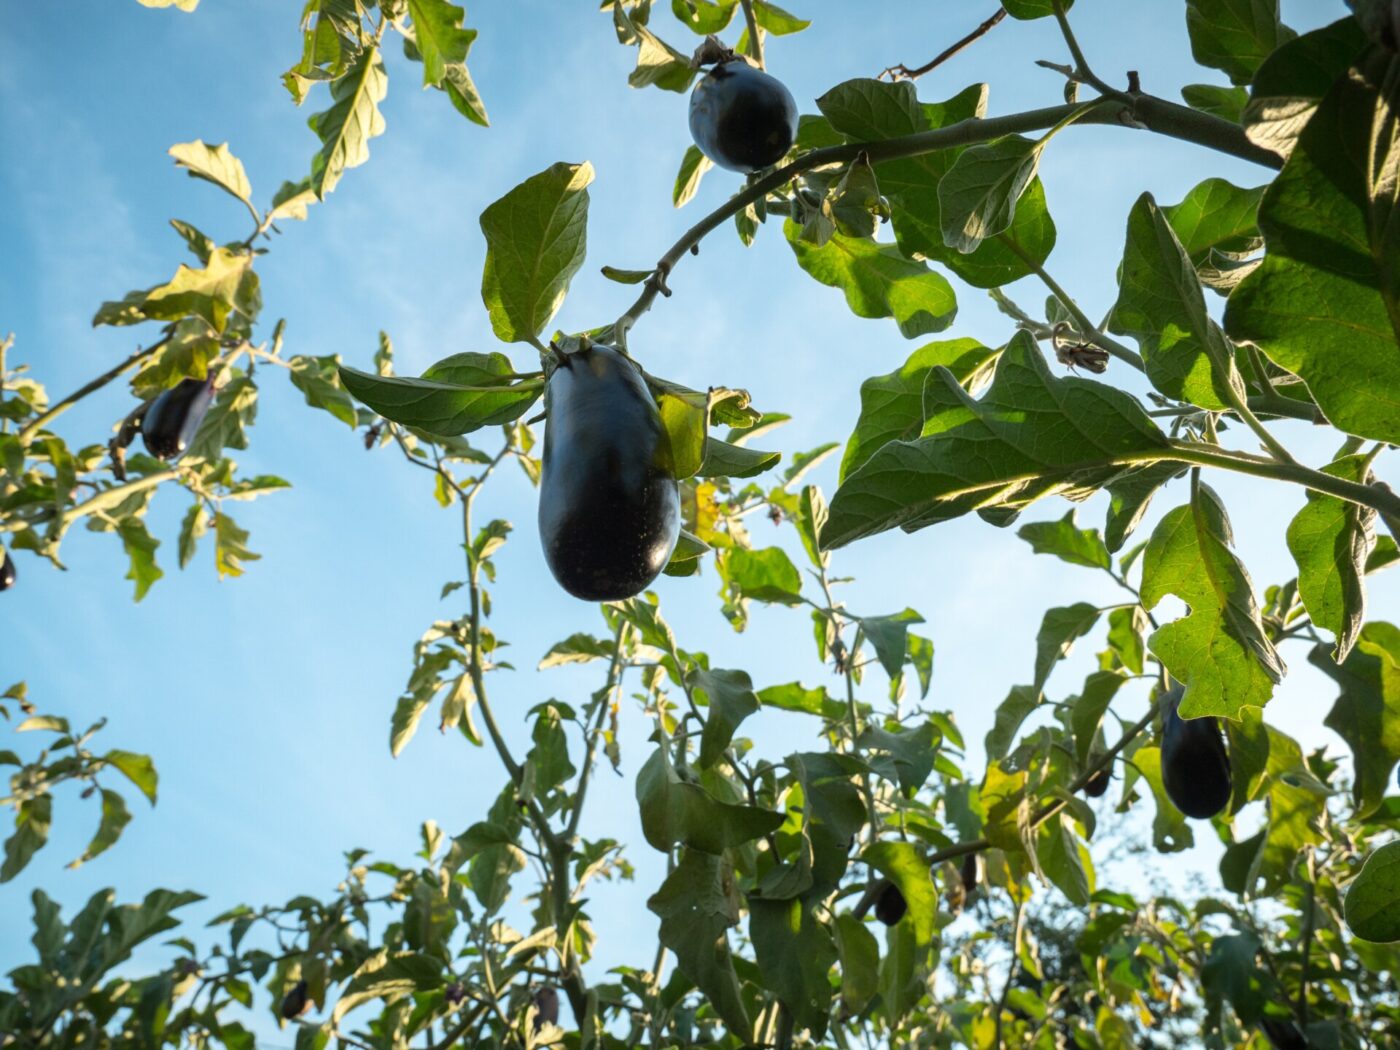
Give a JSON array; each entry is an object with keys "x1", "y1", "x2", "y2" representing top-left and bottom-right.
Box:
[
  {"x1": 689, "y1": 59, "x2": 799, "y2": 173},
  {"x1": 141, "y1": 375, "x2": 217, "y2": 461},
  {"x1": 537, "y1": 344, "x2": 680, "y2": 601},
  {"x1": 0, "y1": 549, "x2": 15, "y2": 592},
  {"x1": 1083, "y1": 767, "x2": 1112, "y2": 798},
  {"x1": 533, "y1": 986, "x2": 559, "y2": 1031},
  {"x1": 1160, "y1": 685, "x2": 1232, "y2": 820},
  {"x1": 874, "y1": 882, "x2": 907, "y2": 926}
]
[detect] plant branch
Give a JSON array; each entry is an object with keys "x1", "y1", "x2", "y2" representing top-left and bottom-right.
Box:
[
  {"x1": 565, "y1": 619, "x2": 629, "y2": 841},
  {"x1": 18, "y1": 337, "x2": 171, "y2": 444},
  {"x1": 1051, "y1": 0, "x2": 1114, "y2": 96},
  {"x1": 739, "y1": 0, "x2": 763, "y2": 68},
  {"x1": 993, "y1": 894, "x2": 1025, "y2": 1049},
  {"x1": 880, "y1": 7, "x2": 1007, "y2": 81}
]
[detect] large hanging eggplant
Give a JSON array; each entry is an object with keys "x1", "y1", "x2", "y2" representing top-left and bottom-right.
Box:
[
  {"x1": 688, "y1": 59, "x2": 799, "y2": 173},
  {"x1": 1160, "y1": 683, "x2": 1233, "y2": 820},
  {"x1": 537, "y1": 344, "x2": 679, "y2": 601},
  {"x1": 141, "y1": 375, "x2": 217, "y2": 461}
]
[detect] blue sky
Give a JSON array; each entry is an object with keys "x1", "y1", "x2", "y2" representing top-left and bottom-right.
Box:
[{"x1": 2, "y1": 0, "x2": 1389, "y2": 1040}]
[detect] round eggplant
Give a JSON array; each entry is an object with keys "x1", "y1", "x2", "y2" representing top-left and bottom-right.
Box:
[
  {"x1": 689, "y1": 59, "x2": 799, "y2": 173},
  {"x1": 532, "y1": 986, "x2": 559, "y2": 1031},
  {"x1": 1160, "y1": 685, "x2": 1232, "y2": 820},
  {"x1": 1083, "y1": 767, "x2": 1111, "y2": 798},
  {"x1": 537, "y1": 344, "x2": 680, "y2": 601},
  {"x1": 874, "y1": 882, "x2": 907, "y2": 926},
  {"x1": 141, "y1": 375, "x2": 217, "y2": 461},
  {"x1": 0, "y1": 549, "x2": 15, "y2": 592}
]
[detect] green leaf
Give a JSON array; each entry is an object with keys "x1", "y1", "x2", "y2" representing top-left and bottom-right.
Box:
[
  {"x1": 1185, "y1": 0, "x2": 1294, "y2": 85},
  {"x1": 1070, "y1": 671, "x2": 1127, "y2": 765},
  {"x1": 1287, "y1": 454, "x2": 1376, "y2": 661},
  {"x1": 93, "y1": 248, "x2": 258, "y2": 334},
  {"x1": 1141, "y1": 483, "x2": 1284, "y2": 719},
  {"x1": 859, "y1": 608, "x2": 924, "y2": 681},
  {"x1": 1017, "y1": 510, "x2": 1110, "y2": 569},
  {"x1": 1133, "y1": 746, "x2": 1193, "y2": 853},
  {"x1": 697, "y1": 437, "x2": 780, "y2": 479},
  {"x1": 674, "y1": 144, "x2": 713, "y2": 207},
  {"x1": 187, "y1": 374, "x2": 257, "y2": 461},
  {"x1": 692, "y1": 669, "x2": 760, "y2": 769},
  {"x1": 1, "y1": 796, "x2": 52, "y2": 883},
  {"x1": 599, "y1": 266, "x2": 652, "y2": 285},
  {"x1": 538, "y1": 633, "x2": 610, "y2": 669},
  {"x1": 1241, "y1": 17, "x2": 1366, "y2": 158},
  {"x1": 839, "y1": 337, "x2": 996, "y2": 483},
  {"x1": 439, "y1": 61, "x2": 489, "y2": 126},
  {"x1": 1345, "y1": 841, "x2": 1400, "y2": 942},
  {"x1": 339, "y1": 366, "x2": 542, "y2": 436},
  {"x1": 785, "y1": 220, "x2": 957, "y2": 338},
  {"x1": 390, "y1": 694, "x2": 431, "y2": 758},
  {"x1": 671, "y1": 0, "x2": 739, "y2": 34},
  {"x1": 406, "y1": 0, "x2": 476, "y2": 86},
  {"x1": 167, "y1": 141, "x2": 253, "y2": 216},
  {"x1": 647, "y1": 849, "x2": 751, "y2": 1036},
  {"x1": 717, "y1": 545, "x2": 803, "y2": 616},
  {"x1": 71, "y1": 789, "x2": 132, "y2": 868},
  {"x1": 131, "y1": 318, "x2": 220, "y2": 396},
  {"x1": 526, "y1": 704, "x2": 576, "y2": 794},
  {"x1": 636, "y1": 747, "x2": 784, "y2": 854},
  {"x1": 749, "y1": 898, "x2": 835, "y2": 1036},
  {"x1": 289, "y1": 354, "x2": 358, "y2": 428},
  {"x1": 614, "y1": 2, "x2": 696, "y2": 91},
  {"x1": 1109, "y1": 192, "x2": 1239, "y2": 409},
  {"x1": 139, "y1": 0, "x2": 199, "y2": 8},
  {"x1": 105, "y1": 750, "x2": 159, "y2": 804},
  {"x1": 823, "y1": 331, "x2": 1172, "y2": 549},
  {"x1": 985, "y1": 685, "x2": 1039, "y2": 761},
  {"x1": 1034, "y1": 603, "x2": 1100, "y2": 690},
  {"x1": 1316, "y1": 623, "x2": 1400, "y2": 819},
  {"x1": 1159, "y1": 178, "x2": 1265, "y2": 295},
  {"x1": 834, "y1": 912, "x2": 879, "y2": 1013},
  {"x1": 656, "y1": 388, "x2": 706, "y2": 480},
  {"x1": 1180, "y1": 84, "x2": 1249, "y2": 122},
  {"x1": 752, "y1": 0, "x2": 808, "y2": 34},
  {"x1": 330, "y1": 951, "x2": 445, "y2": 1023},
  {"x1": 117, "y1": 518, "x2": 163, "y2": 601},
  {"x1": 1035, "y1": 812, "x2": 1092, "y2": 905},
  {"x1": 755, "y1": 682, "x2": 848, "y2": 720},
  {"x1": 213, "y1": 513, "x2": 259, "y2": 579},
  {"x1": 1200, "y1": 931, "x2": 1267, "y2": 1024},
  {"x1": 1002, "y1": 0, "x2": 1072, "y2": 18},
  {"x1": 862, "y1": 840, "x2": 936, "y2": 947},
  {"x1": 479, "y1": 162, "x2": 594, "y2": 343},
  {"x1": 308, "y1": 46, "x2": 388, "y2": 199},
  {"x1": 1225, "y1": 51, "x2": 1400, "y2": 443},
  {"x1": 1105, "y1": 606, "x2": 1148, "y2": 675},
  {"x1": 938, "y1": 135, "x2": 1044, "y2": 254},
  {"x1": 1104, "y1": 461, "x2": 1184, "y2": 552}
]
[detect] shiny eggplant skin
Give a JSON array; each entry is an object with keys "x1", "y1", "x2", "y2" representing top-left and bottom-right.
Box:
[
  {"x1": 688, "y1": 60, "x2": 799, "y2": 173},
  {"x1": 1259, "y1": 1019, "x2": 1307, "y2": 1050},
  {"x1": 874, "y1": 883, "x2": 907, "y2": 926},
  {"x1": 1083, "y1": 767, "x2": 1112, "y2": 798},
  {"x1": 1160, "y1": 685, "x2": 1233, "y2": 819},
  {"x1": 537, "y1": 344, "x2": 680, "y2": 601},
  {"x1": 0, "y1": 550, "x2": 15, "y2": 592},
  {"x1": 141, "y1": 375, "x2": 217, "y2": 461}
]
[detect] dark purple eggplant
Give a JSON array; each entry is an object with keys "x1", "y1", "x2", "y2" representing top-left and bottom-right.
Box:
[
  {"x1": 689, "y1": 59, "x2": 799, "y2": 173},
  {"x1": 537, "y1": 344, "x2": 679, "y2": 601},
  {"x1": 141, "y1": 375, "x2": 217, "y2": 461},
  {"x1": 0, "y1": 549, "x2": 15, "y2": 592},
  {"x1": 960, "y1": 854, "x2": 978, "y2": 894},
  {"x1": 874, "y1": 882, "x2": 907, "y2": 926},
  {"x1": 1259, "y1": 1018, "x2": 1307, "y2": 1050},
  {"x1": 1160, "y1": 684, "x2": 1232, "y2": 820},
  {"x1": 533, "y1": 986, "x2": 559, "y2": 1031},
  {"x1": 279, "y1": 979, "x2": 311, "y2": 1020},
  {"x1": 1083, "y1": 767, "x2": 1112, "y2": 798}
]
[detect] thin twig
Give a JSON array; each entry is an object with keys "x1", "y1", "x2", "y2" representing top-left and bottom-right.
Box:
[
  {"x1": 738, "y1": 0, "x2": 763, "y2": 68},
  {"x1": 880, "y1": 7, "x2": 1007, "y2": 81},
  {"x1": 993, "y1": 894, "x2": 1025, "y2": 1049},
  {"x1": 18, "y1": 337, "x2": 172, "y2": 443}
]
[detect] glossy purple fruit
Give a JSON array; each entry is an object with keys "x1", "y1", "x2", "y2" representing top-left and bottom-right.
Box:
[
  {"x1": 874, "y1": 882, "x2": 907, "y2": 926},
  {"x1": 538, "y1": 344, "x2": 679, "y2": 601},
  {"x1": 689, "y1": 60, "x2": 799, "y2": 173},
  {"x1": 141, "y1": 375, "x2": 217, "y2": 461},
  {"x1": 1083, "y1": 767, "x2": 1112, "y2": 798},
  {"x1": 0, "y1": 550, "x2": 15, "y2": 592},
  {"x1": 1160, "y1": 685, "x2": 1232, "y2": 820}
]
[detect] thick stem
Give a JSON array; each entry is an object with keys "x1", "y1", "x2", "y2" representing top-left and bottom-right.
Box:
[
  {"x1": 613, "y1": 97, "x2": 1275, "y2": 343},
  {"x1": 738, "y1": 0, "x2": 763, "y2": 68},
  {"x1": 18, "y1": 337, "x2": 171, "y2": 444}
]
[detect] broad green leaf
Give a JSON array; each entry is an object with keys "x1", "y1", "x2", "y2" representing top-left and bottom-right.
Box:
[
  {"x1": 308, "y1": 46, "x2": 387, "y2": 199},
  {"x1": 1315, "y1": 623, "x2": 1400, "y2": 818},
  {"x1": 1017, "y1": 510, "x2": 1110, "y2": 569},
  {"x1": 636, "y1": 747, "x2": 783, "y2": 854},
  {"x1": 785, "y1": 220, "x2": 956, "y2": 338},
  {"x1": 480, "y1": 162, "x2": 594, "y2": 342},
  {"x1": 880, "y1": 920, "x2": 919, "y2": 1027},
  {"x1": 1141, "y1": 484, "x2": 1284, "y2": 719},
  {"x1": 755, "y1": 682, "x2": 848, "y2": 719},
  {"x1": 862, "y1": 840, "x2": 937, "y2": 947},
  {"x1": 1180, "y1": 84, "x2": 1249, "y2": 122},
  {"x1": 672, "y1": 0, "x2": 739, "y2": 35},
  {"x1": 858, "y1": 608, "x2": 924, "y2": 680},
  {"x1": 168, "y1": 141, "x2": 254, "y2": 212},
  {"x1": 213, "y1": 513, "x2": 258, "y2": 579},
  {"x1": 526, "y1": 703, "x2": 576, "y2": 794},
  {"x1": 1070, "y1": 671, "x2": 1127, "y2": 765},
  {"x1": 406, "y1": 0, "x2": 476, "y2": 86},
  {"x1": 330, "y1": 951, "x2": 445, "y2": 1023},
  {"x1": 1, "y1": 796, "x2": 52, "y2": 883},
  {"x1": 860, "y1": 721, "x2": 938, "y2": 794},
  {"x1": 1200, "y1": 931, "x2": 1267, "y2": 1025},
  {"x1": 117, "y1": 518, "x2": 163, "y2": 601},
  {"x1": 131, "y1": 318, "x2": 220, "y2": 396},
  {"x1": 105, "y1": 750, "x2": 159, "y2": 804},
  {"x1": 1002, "y1": 0, "x2": 1072, "y2": 18},
  {"x1": 833, "y1": 912, "x2": 879, "y2": 1013},
  {"x1": 1109, "y1": 192, "x2": 1239, "y2": 409},
  {"x1": 656, "y1": 388, "x2": 706, "y2": 480},
  {"x1": 538, "y1": 633, "x2": 611, "y2": 669},
  {"x1": 615, "y1": 2, "x2": 696, "y2": 92},
  {"x1": 339, "y1": 366, "x2": 542, "y2": 436},
  {"x1": 674, "y1": 144, "x2": 713, "y2": 207},
  {"x1": 985, "y1": 685, "x2": 1039, "y2": 761},
  {"x1": 289, "y1": 354, "x2": 358, "y2": 428},
  {"x1": 749, "y1": 898, "x2": 835, "y2": 1036},
  {"x1": 1345, "y1": 841, "x2": 1400, "y2": 942},
  {"x1": 1036, "y1": 812, "x2": 1092, "y2": 905},
  {"x1": 823, "y1": 331, "x2": 1172, "y2": 549},
  {"x1": 647, "y1": 849, "x2": 751, "y2": 1036},
  {"x1": 186, "y1": 375, "x2": 257, "y2": 462},
  {"x1": 717, "y1": 545, "x2": 802, "y2": 604},
  {"x1": 697, "y1": 437, "x2": 780, "y2": 479},
  {"x1": 692, "y1": 668, "x2": 760, "y2": 768},
  {"x1": 1133, "y1": 746, "x2": 1193, "y2": 853},
  {"x1": 440, "y1": 61, "x2": 489, "y2": 125},
  {"x1": 1241, "y1": 17, "x2": 1367, "y2": 158},
  {"x1": 1185, "y1": 0, "x2": 1294, "y2": 85},
  {"x1": 1105, "y1": 605, "x2": 1148, "y2": 675},
  {"x1": 1226, "y1": 51, "x2": 1400, "y2": 443},
  {"x1": 1034, "y1": 603, "x2": 1099, "y2": 690},
  {"x1": 839, "y1": 337, "x2": 997, "y2": 483},
  {"x1": 71, "y1": 789, "x2": 132, "y2": 867},
  {"x1": 93, "y1": 248, "x2": 258, "y2": 334},
  {"x1": 938, "y1": 135, "x2": 1043, "y2": 254},
  {"x1": 794, "y1": 485, "x2": 828, "y2": 569},
  {"x1": 1287, "y1": 454, "x2": 1376, "y2": 661},
  {"x1": 139, "y1": 0, "x2": 198, "y2": 10},
  {"x1": 390, "y1": 695, "x2": 430, "y2": 758},
  {"x1": 753, "y1": 0, "x2": 808, "y2": 34},
  {"x1": 1159, "y1": 178, "x2": 1265, "y2": 296},
  {"x1": 1104, "y1": 461, "x2": 1184, "y2": 552}
]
